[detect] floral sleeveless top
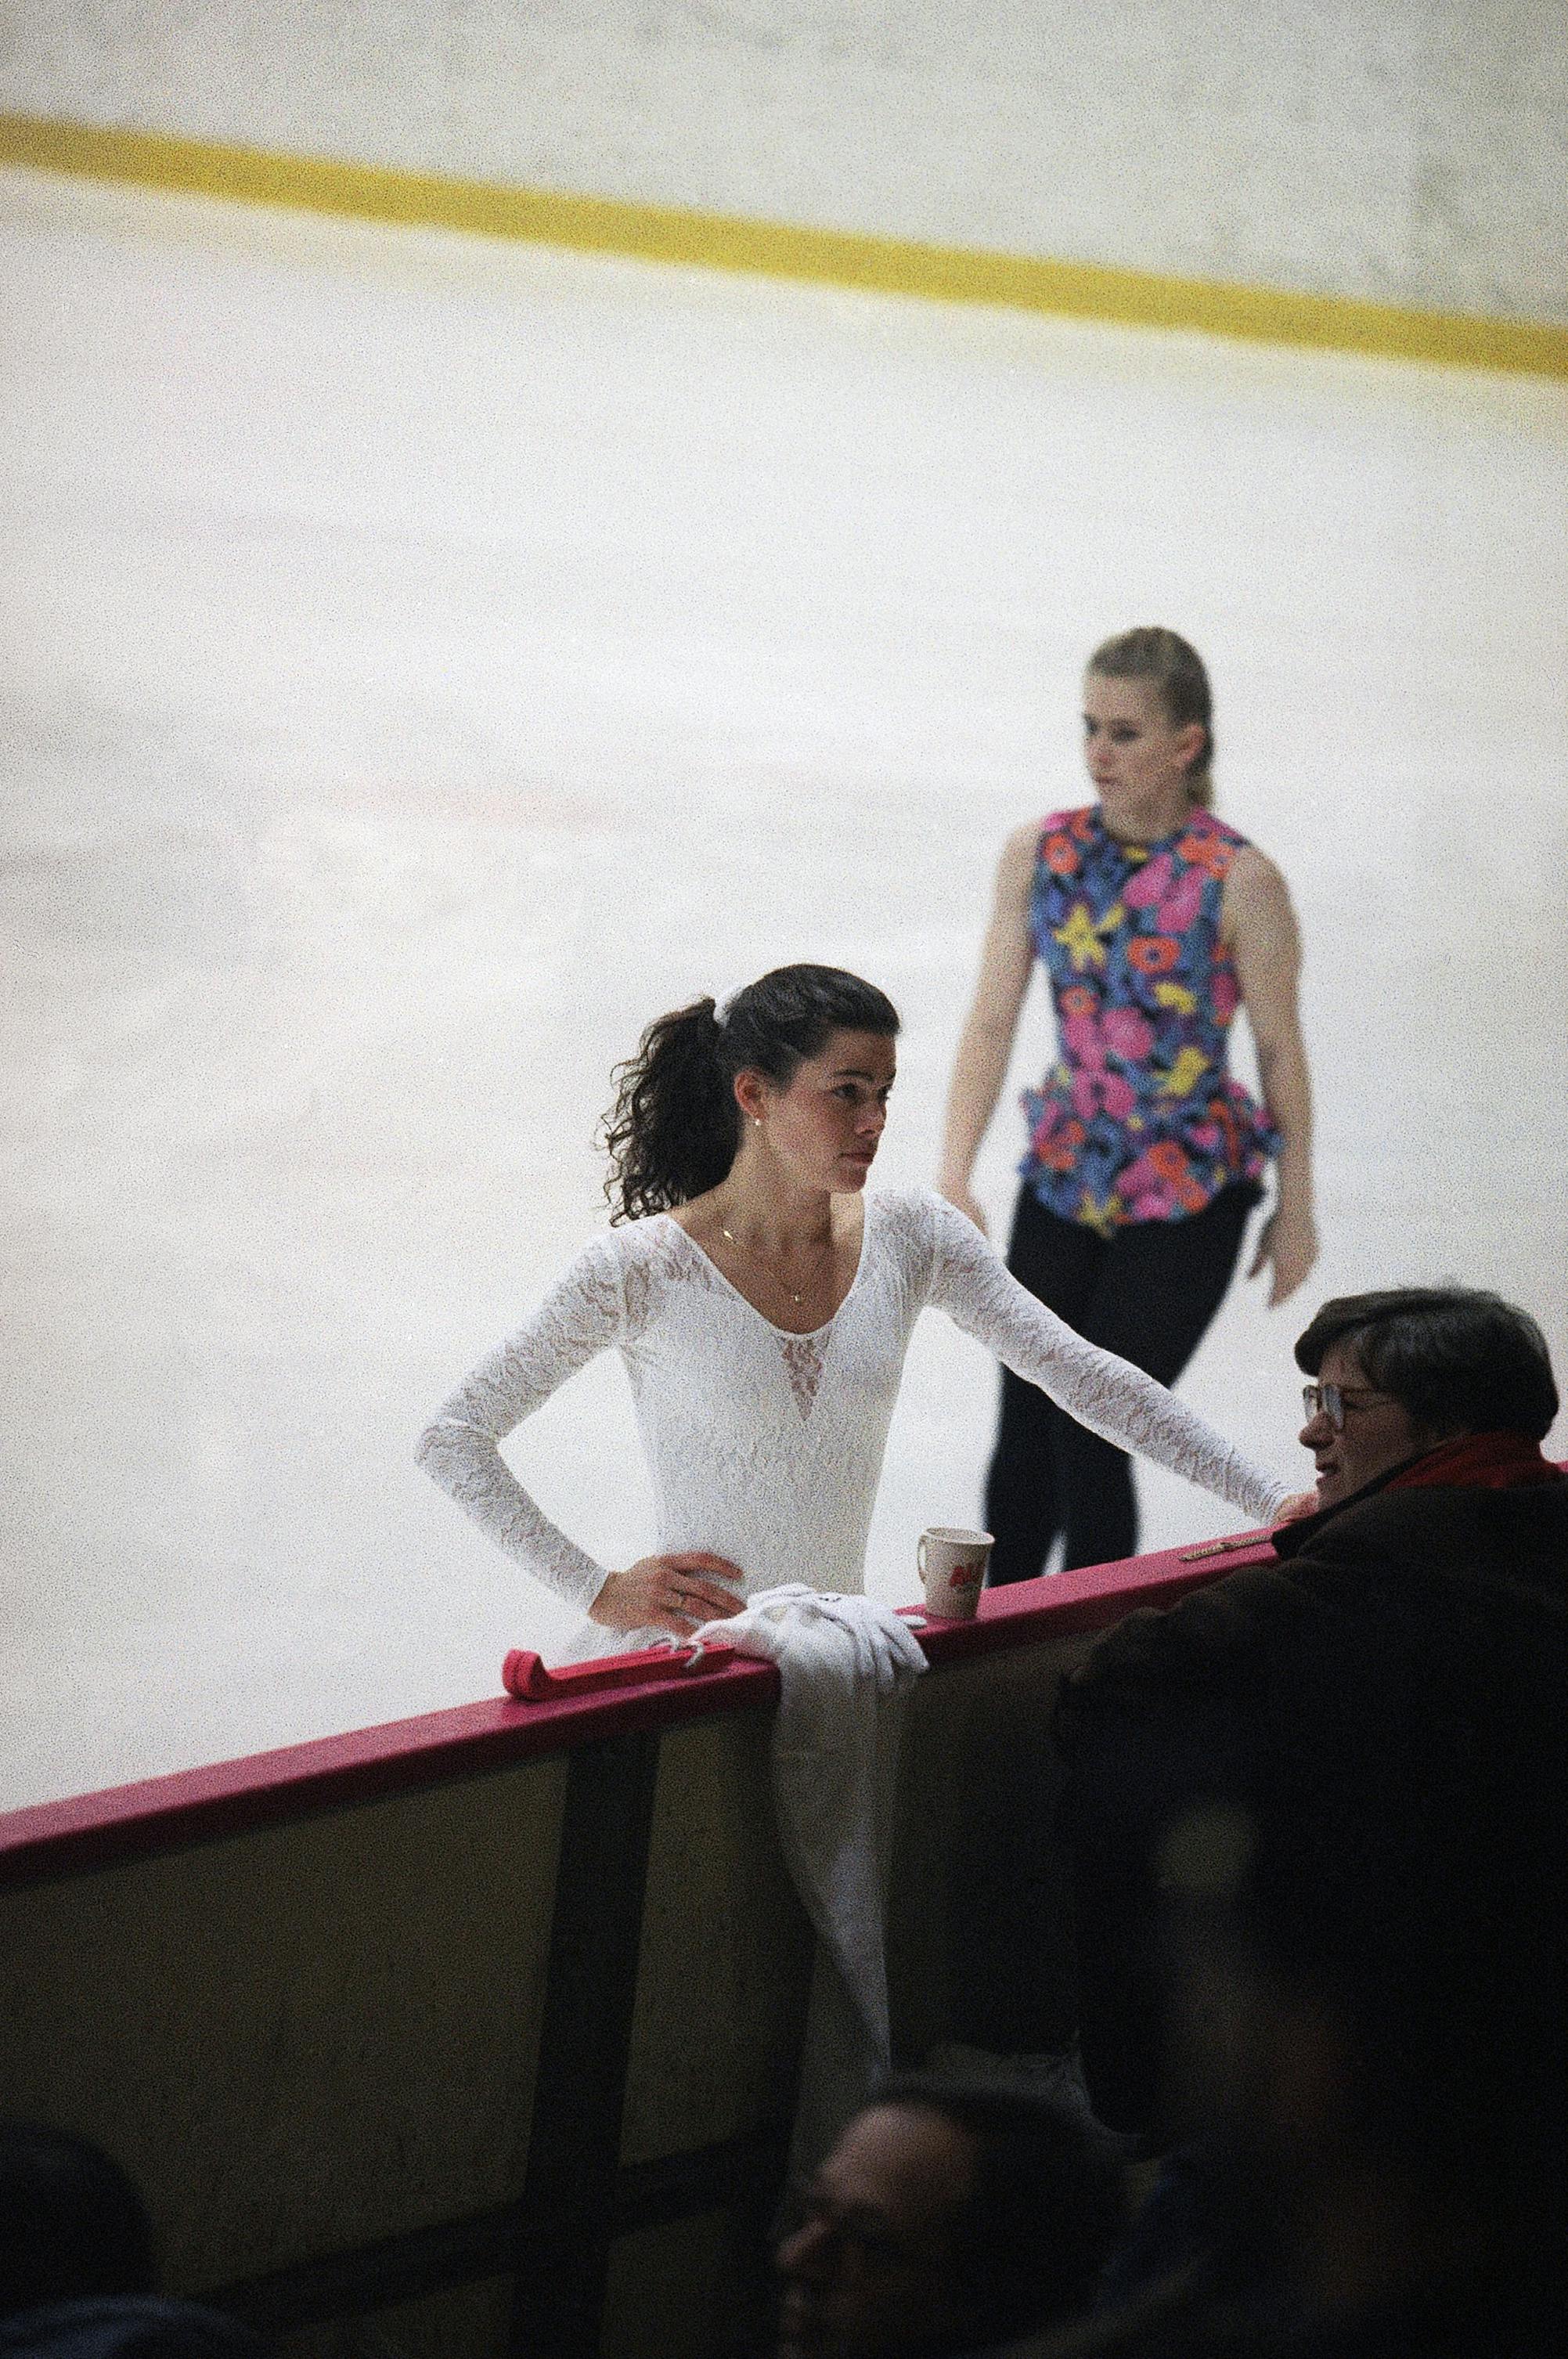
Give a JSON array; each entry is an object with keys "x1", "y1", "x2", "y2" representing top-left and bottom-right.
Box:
[{"x1": 1022, "y1": 805, "x2": 1278, "y2": 1231}]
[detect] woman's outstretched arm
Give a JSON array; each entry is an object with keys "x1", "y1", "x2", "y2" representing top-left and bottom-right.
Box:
[
  {"x1": 918, "y1": 1191, "x2": 1288, "y2": 1526},
  {"x1": 1223, "y1": 849, "x2": 1317, "y2": 1307},
  {"x1": 937, "y1": 823, "x2": 1039, "y2": 1235}
]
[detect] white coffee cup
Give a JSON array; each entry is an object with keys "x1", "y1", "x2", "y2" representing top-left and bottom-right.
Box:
[{"x1": 917, "y1": 1527, "x2": 993, "y2": 1620}]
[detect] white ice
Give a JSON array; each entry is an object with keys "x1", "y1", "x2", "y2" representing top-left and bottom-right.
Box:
[{"x1": 2, "y1": 169, "x2": 1564, "y2": 1810}]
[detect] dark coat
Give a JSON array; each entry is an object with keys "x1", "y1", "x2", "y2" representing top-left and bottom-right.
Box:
[
  {"x1": 1057, "y1": 1468, "x2": 1568, "y2": 1753},
  {"x1": 1051, "y1": 1464, "x2": 1568, "y2": 2137}
]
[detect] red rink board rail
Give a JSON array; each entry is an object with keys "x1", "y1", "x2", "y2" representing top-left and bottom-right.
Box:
[
  {"x1": 0, "y1": 1531, "x2": 1274, "y2": 2359},
  {"x1": 0, "y1": 1533, "x2": 1271, "y2": 1891}
]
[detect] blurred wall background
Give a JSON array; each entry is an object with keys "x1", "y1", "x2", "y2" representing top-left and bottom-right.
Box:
[{"x1": 4, "y1": 1, "x2": 1566, "y2": 323}]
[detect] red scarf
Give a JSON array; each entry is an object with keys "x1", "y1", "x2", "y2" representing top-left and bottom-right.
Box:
[{"x1": 1386, "y1": 1431, "x2": 1564, "y2": 1491}]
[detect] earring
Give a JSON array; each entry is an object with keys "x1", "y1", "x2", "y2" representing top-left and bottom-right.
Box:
[{"x1": 752, "y1": 1118, "x2": 762, "y2": 1129}]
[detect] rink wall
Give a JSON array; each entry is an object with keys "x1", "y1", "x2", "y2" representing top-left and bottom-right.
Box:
[
  {"x1": 2, "y1": 3, "x2": 1566, "y2": 370},
  {"x1": 0, "y1": 1531, "x2": 1266, "y2": 2359}
]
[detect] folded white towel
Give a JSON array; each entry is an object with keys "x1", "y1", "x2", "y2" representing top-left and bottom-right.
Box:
[{"x1": 688, "y1": 1585, "x2": 927, "y2": 2065}]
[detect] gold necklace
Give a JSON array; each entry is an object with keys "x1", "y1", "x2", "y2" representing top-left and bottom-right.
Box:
[{"x1": 719, "y1": 1221, "x2": 835, "y2": 1308}]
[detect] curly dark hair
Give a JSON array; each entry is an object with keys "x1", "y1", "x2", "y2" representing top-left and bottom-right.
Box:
[{"x1": 600, "y1": 965, "x2": 899, "y2": 1222}]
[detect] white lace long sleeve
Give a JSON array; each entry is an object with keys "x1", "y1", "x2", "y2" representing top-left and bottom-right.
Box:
[
  {"x1": 415, "y1": 1234, "x2": 626, "y2": 1614},
  {"x1": 917, "y1": 1191, "x2": 1286, "y2": 1524}
]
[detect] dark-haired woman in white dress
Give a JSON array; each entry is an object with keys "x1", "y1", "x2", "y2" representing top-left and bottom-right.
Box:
[{"x1": 418, "y1": 964, "x2": 1289, "y2": 1660}]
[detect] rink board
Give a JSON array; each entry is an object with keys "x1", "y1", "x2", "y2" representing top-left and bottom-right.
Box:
[{"x1": 0, "y1": 1538, "x2": 1263, "y2": 2359}]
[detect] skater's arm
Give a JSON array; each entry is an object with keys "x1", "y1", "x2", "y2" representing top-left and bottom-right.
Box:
[
  {"x1": 417, "y1": 1239, "x2": 745, "y2": 1633},
  {"x1": 920, "y1": 1192, "x2": 1288, "y2": 1525},
  {"x1": 415, "y1": 1237, "x2": 626, "y2": 1613},
  {"x1": 1224, "y1": 849, "x2": 1317, "y2": 1308},
  {"x1": 937, "y1": 824, "x2": 1038, "y2": 1236}
]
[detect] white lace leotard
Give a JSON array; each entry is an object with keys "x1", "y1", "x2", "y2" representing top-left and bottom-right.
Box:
[{"x1": 416, "y1": 1186, "x2": 1286, "y2": 1656}]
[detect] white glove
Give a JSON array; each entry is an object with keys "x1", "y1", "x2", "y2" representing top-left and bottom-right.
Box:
[{"x1": 690, "y1": 1584, "x2": 928, "y2": 1695}]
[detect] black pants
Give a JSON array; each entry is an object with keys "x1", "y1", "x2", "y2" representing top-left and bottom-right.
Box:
[{"x1": 984, "y1": 1181, "x2": 1259, "y2": 1581}]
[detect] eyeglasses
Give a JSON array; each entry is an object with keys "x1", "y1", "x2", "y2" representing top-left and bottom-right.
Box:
[{"x1": 1300, "y1": 1382, "x2": 1397, "y2": 1430}]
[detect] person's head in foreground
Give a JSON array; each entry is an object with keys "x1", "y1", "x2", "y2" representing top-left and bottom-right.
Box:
[
  {"x1": 0, "y1": 2122, "x2": 265, "y2": 2359},
  {"x1": 0, "y1": 2126, "x2": 154, "y2": 2319},
  {"x1": 776, "y1": 2076, "x2": 1124, "y2": 2359},
  {"x1": 1293, "y1": 1284, "x2": 1558, "y2": 1510},
  {"x1": 1159, "y1": 1606, "x2": 1566, "y2": 2350},
  {"x1": 603, "y1": 964, "x2": 901, "y2": 1221}
]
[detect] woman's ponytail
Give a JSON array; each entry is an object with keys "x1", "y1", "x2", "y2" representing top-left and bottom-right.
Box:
[{"x1": 601, "y1": 997, "x2": 737, "y2": 1221}]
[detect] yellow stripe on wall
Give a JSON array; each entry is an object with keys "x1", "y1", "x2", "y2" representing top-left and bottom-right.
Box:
[{"x1": 4, "y1": 110, "x2": 1566, "y2": 381}]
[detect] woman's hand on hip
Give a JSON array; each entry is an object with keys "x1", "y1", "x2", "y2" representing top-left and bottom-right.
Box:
[
  {"x1": 1248, "y1": 1203, "x2": 1318, "y2": 1307},
  {"x1": 588, "y1": 1553, "x2": 746, "y2": 1636}
]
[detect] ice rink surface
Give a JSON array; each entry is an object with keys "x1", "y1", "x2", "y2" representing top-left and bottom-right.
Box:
[{"x1": 2, "y1": 168, "x2": 1565, "y2": 1809}]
